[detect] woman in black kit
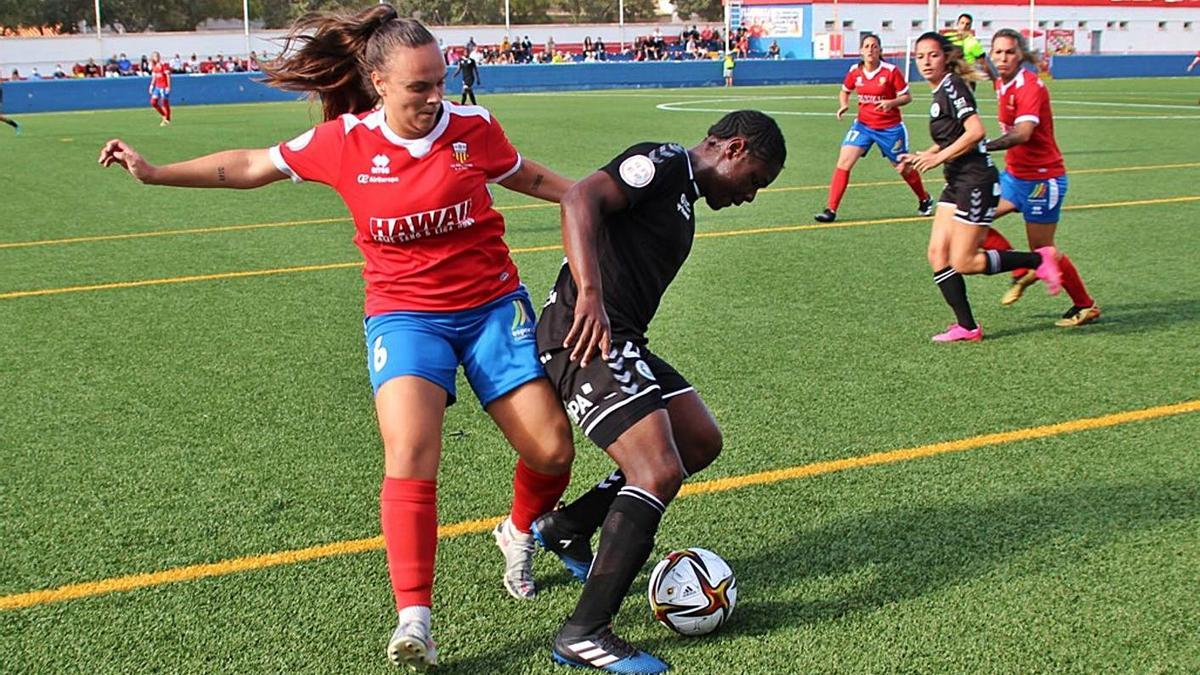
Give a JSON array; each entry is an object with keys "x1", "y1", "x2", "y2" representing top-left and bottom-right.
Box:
[
  {"x1": 533, "y1": 110, "x2": 785, "y2": 673},
  {"x1": 900, "y1": 32, "x2": 1062, "y2": 343}
]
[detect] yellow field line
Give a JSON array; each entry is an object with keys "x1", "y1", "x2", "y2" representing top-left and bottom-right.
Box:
[
  {"x1": 0, "y1": 262, "x2": 365, "y2": 300},
  {"x1": 3, "y1": 194, "x2": 1196, "y2": 301},
  {"x1": 3, "y1": 162, "x2": 1197, "y2": 250},
  {"x1": 2, "y1": 398, "x2": 1196, "y2": 612},
  {"x1": 0, "y1": 217, "x2": 351, "y2": 250}
]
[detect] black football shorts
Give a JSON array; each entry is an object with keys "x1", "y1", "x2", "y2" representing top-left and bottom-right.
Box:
[{"x1": 539, "y1": 340, "x2": 692, "y2": 449}]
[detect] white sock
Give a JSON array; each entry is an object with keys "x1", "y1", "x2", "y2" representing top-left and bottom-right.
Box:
[{"x1": 398, "y1": 605, "x2": 431, "y2": 628}]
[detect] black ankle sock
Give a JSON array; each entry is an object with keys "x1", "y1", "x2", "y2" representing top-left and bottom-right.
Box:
[
  {"x1": 565, "y1": 489, "x2": 664, "y2": 634},
  {"x1": 559, "y1": 470, "x2": 625, "y2": 535},
  {"x1": 2, "y1": 119, "x2": 16, "y2": 129},
  {"x1": 985, "y1": 250, "x2": 1042, "y2": 275},
  {"x1": 934, "y1": 266, "x2": 977, "y2": 330}
]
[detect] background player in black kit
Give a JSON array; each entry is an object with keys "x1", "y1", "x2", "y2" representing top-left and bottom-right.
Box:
[
  {"x1": 900, "y1": 32, "x2": 1061, "y2": 343},
  {"x1": 533, "y1": 110, "x2": 786, "y2": 673},
  {"x1": 453, "y1": 52, "x2": 480, "y2": 105}
]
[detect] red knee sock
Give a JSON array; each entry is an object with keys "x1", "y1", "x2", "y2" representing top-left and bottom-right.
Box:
[
  {"x1": 1058, "y1": 254, "x2": 1094, "y2": 308},
  {"x1": 381, "y1": 477, "x2": 437, "y2": 610},
  {"x1": 161, "y1": 100, "x2": 171, "y2": 121},
  {"x1": 901, "y1": 168, "x2": 929, "y2": 200},
  {"x1": 510, "y1": 459, "x2": 570, "y2": 533},
  {"x1": 150, "y1": 100, "x2": 164, "y2": 117},
  {"x1": 827, "y1": 167, "x2": 850, "y2": 211}
]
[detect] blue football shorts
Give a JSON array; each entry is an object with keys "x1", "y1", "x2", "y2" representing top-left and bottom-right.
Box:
[
  {"x1": 1000, "y1": 171, "x2": 1068, "y2": 224},
  {"x1": 149, "y1": 87, "x2": 169, "y2": 100},
  {"x1": 363, "y1": 287, "x2": 543, "y2": 407},
  {"x1": 842, "y1": 120, "x2": 909, "y2": 164}
]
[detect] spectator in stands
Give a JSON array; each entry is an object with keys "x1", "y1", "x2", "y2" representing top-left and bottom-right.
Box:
[
  {"x1": 582, "y1": 36, "x2": 593, "y2": 60},
  {"x1": 84, "y1": 59, "x2": 102, "y2": 78},
  {"x1": 594, "y1": 37, "x2": 606, "y2": 61},
  {"x1": 545, "y1": 36, "x2": 555, "y2": 57},
  {"x1": 768, "y1": 40, "x2": 781, "y2": 59},
  {"x1": 700, "y1": 25, "x2": 713, "y2": 47},
  {"x1": 521, "y1": 36, "x2": 533, "y2": 63},
  {"x1": 117, "y1": 53, "x2": 132, "y2": 76},
  {"x1": 466, "y1": 36, "x2": 476, "y2": 56},
  {"x1": 54, "y1": 64, "x2": 68, "y2": 79},
  {"x1": 8, "y1": 68, "x2": 20, "y2": 80},
  {"x1": 170, "y1": 54, "x2": 183, "y2": 73},
  {"x1": 248, "y1": 51, "x2": 261, "y2": 71}
]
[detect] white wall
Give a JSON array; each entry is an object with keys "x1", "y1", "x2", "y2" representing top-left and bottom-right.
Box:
[
  {"x1": 809, "y1": 4, "x2": 1200, "y2": 55},
  {"x1": 0, "y1": 22, "x2": 708, "y2": 77}
]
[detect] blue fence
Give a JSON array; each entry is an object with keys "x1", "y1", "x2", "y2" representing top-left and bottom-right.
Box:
[
  {"x1": 4, "y1": 60, "x2": 863, "y2": 114},
  {"x1": 1048, "y1": 54, "x2": 1196, "y2": 79},
  {"x1": 5, "y1": 54, "x2": 1194, "y2": 114}
]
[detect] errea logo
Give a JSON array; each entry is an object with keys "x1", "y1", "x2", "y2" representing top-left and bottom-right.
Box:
[{"x1": 359, "y1": 154, "x2": 400, "y2": 184}]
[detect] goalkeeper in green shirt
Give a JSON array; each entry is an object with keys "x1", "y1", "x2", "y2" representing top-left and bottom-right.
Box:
[{"x1": 949, "y1": 13, "x2": 991, "y2": 89}]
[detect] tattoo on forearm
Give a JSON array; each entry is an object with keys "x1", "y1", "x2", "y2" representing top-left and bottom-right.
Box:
[
  {"x1": 986, "y1": 133, "x2": 1020, "y2": 152},
  {"x1": 217, "y1": 166, "x2": 227, "y2": 182},
  {"x1": 531, "y1": 173, "x2": 544, "y2": 193}
]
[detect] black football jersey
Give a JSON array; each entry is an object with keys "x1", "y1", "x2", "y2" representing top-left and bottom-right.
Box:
[
  {"x1": 537, "y1": 142, "x2": 701, "y2": 346},
  {"x1": 929, "y1": 73, "x2": 994, "y2": 184},
  {"x1": 458, "y1": 57, "x2": 478, "y2": 84}
]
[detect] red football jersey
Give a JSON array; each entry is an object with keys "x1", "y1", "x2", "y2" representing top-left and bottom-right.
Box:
[
  {"x1": 994, "y1": 68, "x2": 1066, "y2": 180},
  {"x1": 151, "y1": 62, "x2": 170, "y2": 89},
  {"x1": 841, "y1": 61, "x2": 909, "y2": 129},
  {"x1": 270, "y1": 102, "x2": 524, "y2": 315}
]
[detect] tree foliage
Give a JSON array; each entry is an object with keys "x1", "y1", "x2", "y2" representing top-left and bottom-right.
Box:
[{"x1": 672, "y1": 0, "x2": 722, "y2": 23}]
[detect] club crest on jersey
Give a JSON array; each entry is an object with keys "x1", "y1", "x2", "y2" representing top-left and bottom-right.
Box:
[
  {"x1": 930, "y1": 102, "x2": 941, "y2": 117},
  {"x1": 619, "y1": 155, "x2": 656, "y2": 188},
  {"x1": 451, "y1": 141, "x2": 471, "y2": 168}
]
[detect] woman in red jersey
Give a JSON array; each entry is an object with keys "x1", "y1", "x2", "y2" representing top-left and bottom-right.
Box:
[
  {"x1": 100, "y1": 6, "x2": 576, "y2": 670},
  {"x1": 815, "y1": 33, "x2": 932, "y2": 223},
  {"x1": 983, "y1": 28, "x2": 1100, "y2": 326},
  {"x1": 148, "y1": 51, "x2": 172, "y2": 126}
]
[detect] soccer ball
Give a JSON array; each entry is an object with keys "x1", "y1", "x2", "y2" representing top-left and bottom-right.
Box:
[{"x1": 647, "y1": 547, "x2": 737, "y2": 636}]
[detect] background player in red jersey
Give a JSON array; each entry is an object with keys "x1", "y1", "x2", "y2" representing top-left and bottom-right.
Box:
[
  {"x1": 148, "y1": 51, "x2": 172, "y2": 126},
  {"x1": 815, "y1": 33, "x2": 932, "y2": 223},
  {"x1": 983, "y1": 29, "x2": 1100, "y2": 327},
  {"x1": 100, "y1": 7, "x2": 579, "y2": 670}
]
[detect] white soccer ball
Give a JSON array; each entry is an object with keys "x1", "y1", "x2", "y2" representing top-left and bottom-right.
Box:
[{"x1": 647, "y1": 547, "x2": 737, "y2": 636}]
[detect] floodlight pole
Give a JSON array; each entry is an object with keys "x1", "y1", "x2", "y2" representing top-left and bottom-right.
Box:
[
  {"x1": 94, "y1": 0, "x2": 103, "y2": 60},
  {"x1": 619, "y1": 0, "x2": 625, "y2": 51},
  {"x1": 1029, "y1": 0, "x2": 1037, "y2": 48},
  {"x1": 927, "y1": 0, "x2": 937, "y2": 34},
  {"x1": 504, "y1": 0, "x2": 511, "y2": 40},
  {"x1": 243, "y1": 0, "x2": 251, "y2": 56}
]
